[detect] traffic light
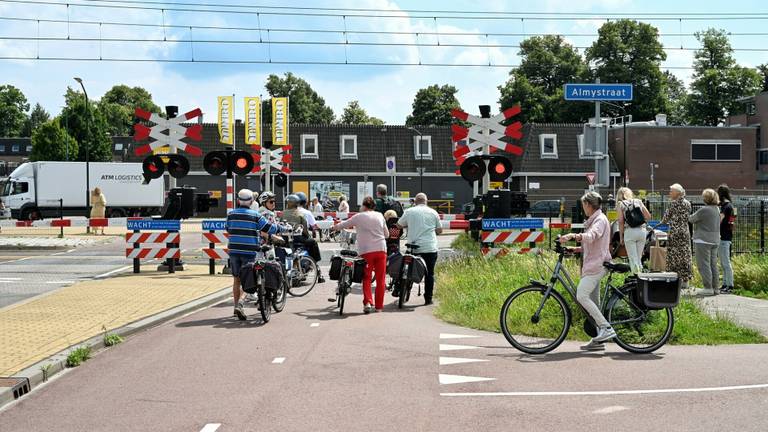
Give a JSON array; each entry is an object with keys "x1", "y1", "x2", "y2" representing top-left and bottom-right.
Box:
[
  {"x1": 165, "y1": 154, "x2": 190, "y2": 179},
  {"x1": 488, "y1": 156, "x2": 512, "y2": 182},
  {"x1": 142, "y1": 155, "x2": 165, "y2": 183},
  {"x1": 274, "y1": 172, "x2": 288, "y2": 188},
  {"x1": 203, "y1": 150, "x2": 254, "y2": 178},
  {"x1": 459, "y1": 156, "x2": 485, "y2": 183}
]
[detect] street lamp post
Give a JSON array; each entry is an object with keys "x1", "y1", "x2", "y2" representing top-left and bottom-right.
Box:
[
  {"x1": 73, "y1": 77, "x2": 91, "y2": 226},
  {"x1": 650, "y1": 162, "x2": 658, "y2": 195},
  {"x1": 407, "y1": 126, "x2": 424, "y2": 193}
]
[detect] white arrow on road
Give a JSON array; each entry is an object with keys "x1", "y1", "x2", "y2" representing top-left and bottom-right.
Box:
[
  {"x1": 439, "y1": 333, "x2": 481, "y2": 340},
  {"x1": 439, "y1": 357, "x2": 489, "y2": 366},
  {"x1": 439, "y1": 344, "x2": 481, "y2": 351},
  {"x1": 439, "y1": 374, "x2": 496, "y2": 385}
]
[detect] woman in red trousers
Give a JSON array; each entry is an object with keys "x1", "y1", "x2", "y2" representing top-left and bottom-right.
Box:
[{"x1": 333, "y1": 196, "x2": 389, "y2": 313}]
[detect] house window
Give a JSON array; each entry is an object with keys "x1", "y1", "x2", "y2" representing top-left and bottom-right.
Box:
[
  {"x1": 301, "y1": 134, "x2": 319, "y2": 159},
  {"x1": 691, "y1": 139, "x2": 741, "y2": 162},
  {"x1": 25, "y1": 145, "x2": 32, "y2": 152},
  {"x1": 414, "y1": 135, "x2": 432, "y2": 160},
  {"x1": 114, "y1": 143, "x2": 124, "y2": 151},
  {"x1": 539, "y1": 134, "x2": 558, "y2": 159},
  {"x1": 11, "y1": 144, "x2": 19, "y2": 153},
  {"x1": 340, "y1": 135, "x2": 357, "y2": 159},
  {"x1": 759, "y1": 150, "x2": 768, "y2": 166},
  {"x1": 0, "y1": 144, "x2": 5, "y2": 152}
]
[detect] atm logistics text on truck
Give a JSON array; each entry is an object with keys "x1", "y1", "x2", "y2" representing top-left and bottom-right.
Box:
[{"x1": 1, "y1": 162, "x2": 165, "y2": 220}]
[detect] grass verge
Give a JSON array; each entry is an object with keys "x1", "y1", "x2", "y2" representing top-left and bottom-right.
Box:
[{"x1": 435, "y1": 252, "x2": 767, "y2": 345}]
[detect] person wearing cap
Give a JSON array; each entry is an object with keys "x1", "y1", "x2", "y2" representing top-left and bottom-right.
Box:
[
  {"x1": 661, "y1": 183, "x2": 693, "y2": 290},
  {"x1": 227, "y1": 188, "x2": 288, "y2": 321}
]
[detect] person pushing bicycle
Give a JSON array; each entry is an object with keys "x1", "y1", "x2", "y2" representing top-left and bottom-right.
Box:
[{"x1": 559, "y1": 191, "x2": 616, "y2": 351}]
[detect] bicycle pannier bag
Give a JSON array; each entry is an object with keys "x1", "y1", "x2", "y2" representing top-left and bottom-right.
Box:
[
  {"x1": 329, "y1": 255, "x2": 343, "y2": 280},
  {"x1": 635, "y1": 272, "x2": 680, "y2": 309},
  {"x1": 624, "y1": 200, "x2": 646, "y2": 228},
  {"x1": 263, "y1": 261, "x2": 283, "y2": 292},
  {"x1": 351, "y1": 258, "x2": 367, "y2": 283},
  {"x1": 409, "y1": 256, "x2": 428, "y2": 283},
  {"x1": 387, "y1": 252, "x2": 403, "y2": 279},
  {"x1": 240, "y1": 261, "x2": 258, "y2": 294}
]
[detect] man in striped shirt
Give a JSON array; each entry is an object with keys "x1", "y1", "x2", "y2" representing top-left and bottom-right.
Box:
[{"x1": 227, "y1": 189, "x2": 288, "y2": 320}]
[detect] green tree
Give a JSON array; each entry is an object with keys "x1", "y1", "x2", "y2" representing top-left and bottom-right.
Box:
[
  {"x1": 685, "y1": 29, "x2": 762, "y2": 126},
  {"x1": 498, "y1": 35, "x2": 590, "y2": 123},
  {"x1": 758, "y1": 63, "x2": 768, "y2": 92},
  {"x1": 264, "y1": 73, "x2": 334, "y2": 124},
  {"x1": 586, "y1": 20, "x2": 668, "y2": 121},
  {"x1": 23, "y1": 103, "x2": 51, "y2": 136},
  {"x1": 406, "y1": 84, "x2": 460, "y2": 126},
  {"x1": 99, "y1": 85, "x2": 161, "y2": 135},
  {"x1": 60, "y1": 87, "x2": 113, "y2": 162},
  {"x1": 30, "y1": 119, "x2": 79, "y2": 162},
  {"x1": 339, "y1": 100, "x2": 384, "y2": 125},
  {"x1": 662, "y1": 71, "x2": 688, "y2": 125},
  {"x1": 0, "y1": 84, "x2": 30, "y2": 137}
]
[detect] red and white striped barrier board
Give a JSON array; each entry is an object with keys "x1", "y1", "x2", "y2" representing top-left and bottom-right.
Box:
[
  {"x1": 202, "y1": 248, "x2": 229, "y2": 260},
  {"x1": 126, "y1": 248, "x2": 181, "y2": 259},
  {"x1": 439, "y1": 214, "x2": 466, "y2": 221},
  {"x1": 480, "y1": 230, "x2": 544, "y2": 244},
  {"x1": 202, "y1": 232, "x2": 228, "y2": 244},
  {"x1": 125, "y1": 232, "x2": 180, "y2": 244},
  {"x1": 226, "y1": 179, "x2": 234, "y2": 210},
  {"x1": 548, "y1": 222, "x2": 572, "y2": 229},
  {"x1": 441, "y1": 220, "x2": 469, "y2": 230}
]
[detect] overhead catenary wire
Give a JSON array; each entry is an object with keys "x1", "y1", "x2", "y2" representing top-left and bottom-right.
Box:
[{"x1": 3, "y1": 0, "x2": 768, "y2": 21}]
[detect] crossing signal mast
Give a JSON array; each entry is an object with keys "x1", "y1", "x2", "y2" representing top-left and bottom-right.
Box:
[
  {"x1": 134, "y1": 106, "x2": 203, "y2": 183},
  {"x1": 203, "y1": 149, "x2": 255, "y2": 178}
]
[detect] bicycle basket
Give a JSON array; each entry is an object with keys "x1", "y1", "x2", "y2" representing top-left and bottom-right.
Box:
[
  {"x1": 387, "y1": 252, "x2": 403, "y2": 279},
  {"x1": 329, "y1": 255, "x2": 343, "y2": 281},
  {"x1": 635, "y1": 272, "x2": 680, "y2": 309},
  {"x1": 351, "y1": 257, "x2": 366, "y2": 283}
]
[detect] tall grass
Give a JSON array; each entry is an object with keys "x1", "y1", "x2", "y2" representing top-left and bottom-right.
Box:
[{"x1": 435, "y1": 253, "x2": 767, "y2": 345}]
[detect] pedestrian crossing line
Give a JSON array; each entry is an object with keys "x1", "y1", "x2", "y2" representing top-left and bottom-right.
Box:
[
  {"x1": 439, "y1": 374, "x2": 496, "y2": 385},
  {"x1": 439, "y1": 343, "x2": 480, "y2": 351},
  {"x1": 439, "y1": 356, "x2": 489, "y2": 366},
  {"x1": 272, "y1": 357, "x2": 286, "y2": 364},
  {"x1": 199, "y1": 423, "x2": 221, "y2": 432},
  {"x1": 310, "y1": 323, "x2": 320, "y2": 327},
  {"x1": 439, "y1": 333, "x2": 481, "y2": 340}
]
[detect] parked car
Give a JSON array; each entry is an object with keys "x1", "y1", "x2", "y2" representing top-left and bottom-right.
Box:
[{"x1": 527, "y1": 200, "x2": 561, "y2": 218}]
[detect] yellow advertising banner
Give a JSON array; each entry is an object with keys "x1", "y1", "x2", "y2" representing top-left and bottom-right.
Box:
[
  {"x1": 271, "y1": 97, "x2": 289, "y2": 146},
  {"x1": 244, "y1": 97, "x2": 261, "y2": 146},
  {"x1": 217, "y1": 96, "x2": 234, "y2": 145}
]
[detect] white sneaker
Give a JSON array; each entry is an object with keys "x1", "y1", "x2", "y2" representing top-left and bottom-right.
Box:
[
  {"x1": 593, "y1": 326, "x2": 617, "y2": 343},
  {"x1": 580, "y1": 340, "x2": 605, "y2": 351}
]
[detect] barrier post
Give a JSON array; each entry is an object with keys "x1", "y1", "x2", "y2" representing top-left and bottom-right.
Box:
[
  {"x1": 133, "y1": 228, "x2": 140, "y2": 273},
  {"x1": 208, "y1": 229, "x2": 216, "y2": 275},
  {"x1": 167, "y1": 229, "x2": 176, "y2": 274},
  {"x1": 58, "y1": 199, "x2": 64, "y2": 239}
]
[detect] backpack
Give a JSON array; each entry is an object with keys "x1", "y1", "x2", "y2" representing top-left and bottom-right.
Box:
[
  {"x1": 384, "y1": 197, "x2": 404, "y2": 217},
  {"x1": 623, "y1": 200, "x2": 646, "y2": 228}
]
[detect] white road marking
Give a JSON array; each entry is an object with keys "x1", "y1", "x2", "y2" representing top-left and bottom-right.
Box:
[
  {"x1": 199, "y1": 424, "x2": 221, "y2": 432},
  {"x1": 94, "y1": 265, "x2": 132, "y2": 279},
  {"x1": 45, "y1": 281, "x2": 75, "y2": 284},
  {"x1": 52, "y1": 251, "x2": 67, "y2": 256},
  {"x1": 593, "y1": 406, "x2": 629, "y2": 415},
  {"x1": 441, "y1": 383, "x2": 768, "y2": 397},
  {"x1": 439, "y1": 357, "x2": 489, "y2": 366},
  {"x1": 439, "y1": 344, "x2": 480, "y2": 351},
  {"x1": 440, "y1": 333, "x2": 481, "y2": 340},
  {"x1": 0, "y1": 256, "x2": 34, "y2": 264},
  {"x1": 310, "y1": 323, "x2": 320, "y2": 327},
  {"x1": 0, "y1": 277, "x2": 22, "y2": 281},
  {"x1": 0, "y1": 281, "x2": 12, "y2": 283},
  {"x1": 439, "y1": 374, "x2": 496, "y2": 385},
  {"x1": 272, "y1": 357, "x2": 286, "y2": 364}
]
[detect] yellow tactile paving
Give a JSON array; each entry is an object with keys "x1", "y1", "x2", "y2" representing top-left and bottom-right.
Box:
[{"x1": 0, "y1": 265, "x2": 229, "y2": 376}]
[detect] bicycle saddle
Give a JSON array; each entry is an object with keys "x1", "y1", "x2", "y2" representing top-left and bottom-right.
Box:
[
  {"x1": 340, "y1": 249, "x2": 358, "y2": 257},
  {"x1": 405, "y1": 243, "x2": 420, "y2": 250},
  {"x1": 260, "y1": 245, "x2": 272, "y2": 253},
  {"x1": 603, "y1": 261, "x2": 630, "y2": 273}
]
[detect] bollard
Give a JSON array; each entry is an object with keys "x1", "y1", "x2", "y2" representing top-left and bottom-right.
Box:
[
  {"x1": 208, "y1": 229, "x2": 216, "y2": 275},
  {"x1": 167, "y1": 229, "x2": 176, "y2": 274},
  {"x1": 59, "y1": 199, "x2": 64, "y2": 239},
  {"x1": 133, "y1": 228, "x2": 141, "y2": 273}
]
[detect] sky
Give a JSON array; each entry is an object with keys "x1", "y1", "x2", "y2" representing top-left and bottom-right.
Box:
[{"x1": 1, "y1": 0, "x2": 767, "y2": 125}]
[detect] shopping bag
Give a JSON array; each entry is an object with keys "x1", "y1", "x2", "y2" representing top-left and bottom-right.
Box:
[{"x1": 649, "y1": 240, "x2": 667, "y2": 272}]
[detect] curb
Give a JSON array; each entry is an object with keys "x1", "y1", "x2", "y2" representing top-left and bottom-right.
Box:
[{"x1": 0, "y1": 286, "x2": 231, "y2": 410}]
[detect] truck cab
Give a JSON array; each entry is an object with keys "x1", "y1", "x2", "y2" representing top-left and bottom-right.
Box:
[{"x1": 1, "y1": 163, "x2": 38, "y2": 220}]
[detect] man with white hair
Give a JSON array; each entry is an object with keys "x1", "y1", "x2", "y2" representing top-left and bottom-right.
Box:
[
  {"x1": 397, "y1": 193, "x2": 442, "y2": 305},
  {"x1": 227, "y1": 188, "x2": 288, "y2": 320}
]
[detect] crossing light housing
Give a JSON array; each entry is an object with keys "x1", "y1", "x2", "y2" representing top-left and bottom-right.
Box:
[
  {"x1": 459, "y1": 156, "x2": 485, "y2": 183},
  {"x1": 488, "y1": 156, "x2": 513, "y2": 182}
]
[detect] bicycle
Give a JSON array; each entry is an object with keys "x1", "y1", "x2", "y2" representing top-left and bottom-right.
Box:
[
  {"x1": 247, "y1": 244, "x2": 288, "y2": 323},
  {"x1": 333, "y1": 229, "x2": 360, "y2": 316},
  {"x1": 389, "y1": 243, "x2": 423, "y2": 309},
  {"x1": 499, "y1": 237, "x2": 675, "y2": 354},
  {"x1": 276, "y1": 224, "x2": 319, "y2": 297}
]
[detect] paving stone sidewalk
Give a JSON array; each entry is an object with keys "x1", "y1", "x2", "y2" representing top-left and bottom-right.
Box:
[{"x1": 0, "y1": 265, "x2": 229, "y2": 376}]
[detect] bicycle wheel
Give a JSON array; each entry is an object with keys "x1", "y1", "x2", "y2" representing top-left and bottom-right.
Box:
[
  {"x1": 606, "y1": 287, "x2": 674, "y2": 354},
  {"x1": 272, "y1": 279, "x2": 287, "y2": 313},
  {"x1": 259, "y1": 286, "x2": 271, "y2": 323},
  {"x1": 398, "y1": 279, "x2": 412, "y2": 309},
  {"x1": 499, "y1": 285, "x2": 571, "y2": 354},
  {"x1": 288, "y1": 256, "x2": 318, "y2": 297},
  {"x1": 338, "y1": 270, "x2": 350, "y2": 316}
]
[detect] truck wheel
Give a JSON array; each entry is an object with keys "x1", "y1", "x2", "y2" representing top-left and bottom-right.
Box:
[
  {"x1": 21, "y1": 208, "x2": 41, "y2": 221},
  {"x1": 108, "y1": 208, "x2": 126, "y2": 218}
]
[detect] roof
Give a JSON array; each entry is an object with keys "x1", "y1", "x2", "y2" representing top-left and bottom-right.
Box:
[{"x1": 518, "y1": 123, "x2": 619, "y2": 173}]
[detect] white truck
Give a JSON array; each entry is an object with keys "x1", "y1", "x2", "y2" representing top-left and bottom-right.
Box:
[{"x1": 0, "y1": 162, "x2": 165, "y2": 220}]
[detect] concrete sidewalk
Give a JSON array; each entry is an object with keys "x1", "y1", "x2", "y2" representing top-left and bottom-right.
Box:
[
  {"x1": 695, "y1": 291, "x2": 768, "y2": 337},
  {"x1": 0, "y1": 265, "x2": 229, "y2": 376}
]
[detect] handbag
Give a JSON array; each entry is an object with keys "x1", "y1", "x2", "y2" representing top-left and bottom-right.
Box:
[{"x1": 649, "y1": 239, "x2": 667, "y2": 272}]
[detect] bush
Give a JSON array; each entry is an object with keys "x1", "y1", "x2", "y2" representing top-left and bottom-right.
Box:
[
  {"x1": 66, "y1": 346, "x2": 92, "y2": 367},
  {"x1": 104, "y1": 333, "x2": 124, "y2": 347}
]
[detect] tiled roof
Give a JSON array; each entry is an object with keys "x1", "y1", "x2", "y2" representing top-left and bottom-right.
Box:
[{"x1": 518, "y1": 123, "x2": 619, "y2": 173}]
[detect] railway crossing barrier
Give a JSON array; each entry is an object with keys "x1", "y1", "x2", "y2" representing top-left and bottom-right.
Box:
[
  {"x1": 201, "y1": 220, "x2": 229, "y2": 275},
  {"x1": 480, "y1": 218, "x2": 544, "y2": 258},
  {"x1": 126, "y1": 219, "x2": 181, "y2": 273}
]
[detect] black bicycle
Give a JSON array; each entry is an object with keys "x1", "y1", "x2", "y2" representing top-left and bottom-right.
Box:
[
  {"x1": 389, "y1": 243, "x2": 422, "y2": 309},
  {"x1": 499, "y1": 238, "x2": 674, "y2": 354},
  {"x1": 249, "y1": 245, "x2": 288, "y2": 323},
  {"x1": 333, "y1": 229, "x2": 360, "y2": 316}
]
